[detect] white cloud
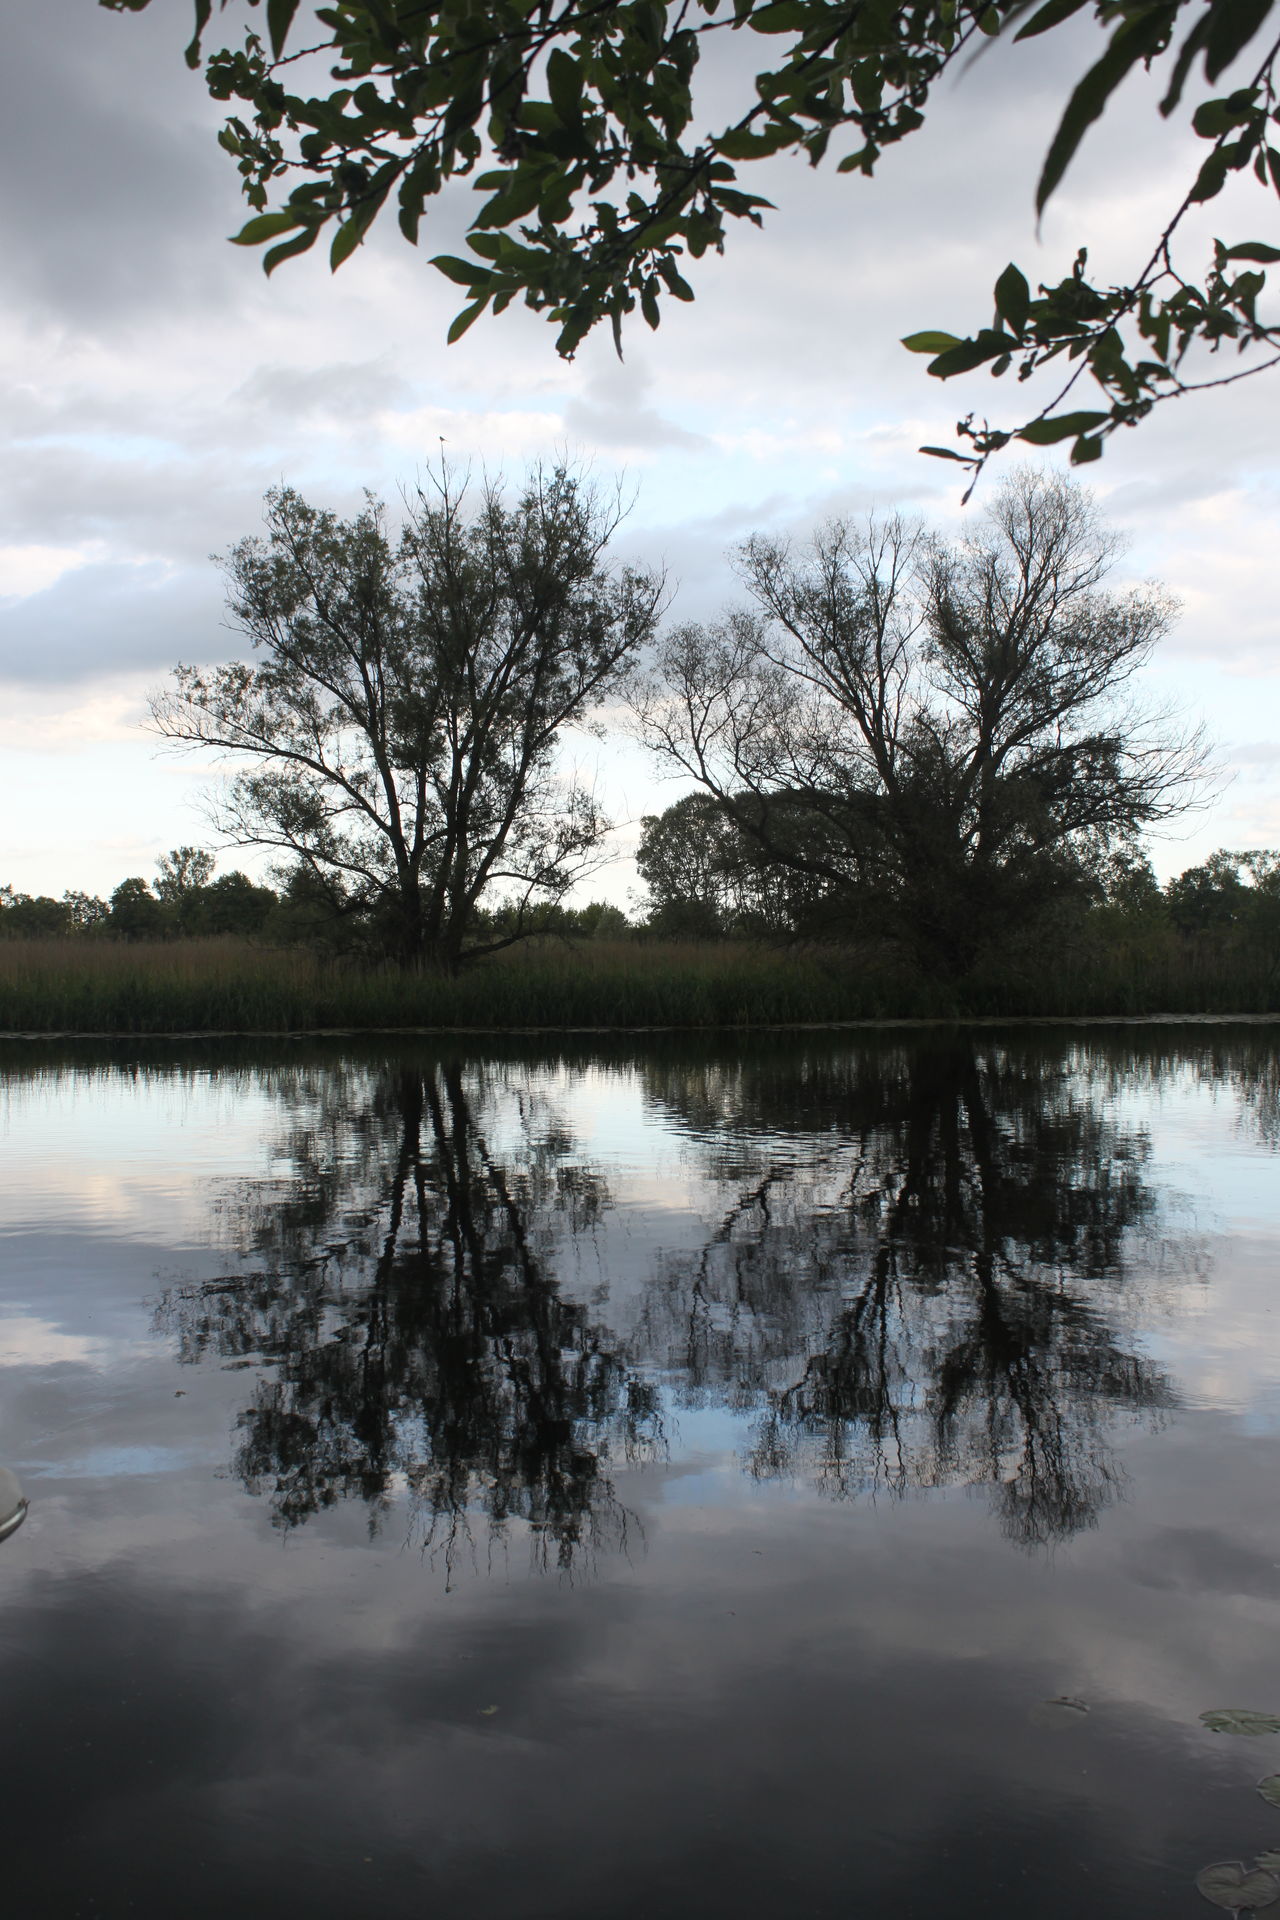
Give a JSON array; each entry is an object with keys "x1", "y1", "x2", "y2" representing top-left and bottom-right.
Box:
[
  {"x1": 0, "y1": 543, "x2": 95, "y2": 598},
  {"x1": 374, "y1": 403, "x2": 568, "y2": 462},
  {"x1": 0, "y1": 677, "x2": 149, "y2": 753}
]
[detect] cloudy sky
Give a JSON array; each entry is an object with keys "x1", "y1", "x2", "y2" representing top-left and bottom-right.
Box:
[{"x1": 2, "y1": 0, "x2": 1277, "y2": 907}]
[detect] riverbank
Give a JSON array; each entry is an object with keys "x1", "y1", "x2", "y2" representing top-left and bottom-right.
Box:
[{"x1": 0, "y1": 932, "x2": 1277, "y2": 1034}]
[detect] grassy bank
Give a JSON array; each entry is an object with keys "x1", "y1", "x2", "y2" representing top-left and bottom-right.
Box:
[{"x1": 0, "y1": 929, "x2": 1277, "y2": 1034}]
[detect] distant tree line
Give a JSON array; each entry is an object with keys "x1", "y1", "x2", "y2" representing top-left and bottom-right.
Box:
[
  {"x1": 3, "y1": 836, "x2": 1277, "y2": 969},
  {"x1": 0, "y1": 848, "x2": 277, "y2": 942},
  {"x1": 0, "y1": 845, "x2": 629, "y2": 947}
]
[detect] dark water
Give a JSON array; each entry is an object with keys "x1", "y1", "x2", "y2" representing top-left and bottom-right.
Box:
[{"x1": 3, "y1": 1029, "x2": 1280, "y2": 1919}]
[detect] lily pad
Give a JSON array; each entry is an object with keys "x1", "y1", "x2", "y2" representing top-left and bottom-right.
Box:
[
  {"x1": 0, "y1": 1466, "x2": 26, "y2": 1544},
  {"x1": 1195, "y1": 1862, "x2": 1280, "y2": 1911},
  {"x1": 1259, "y1": 1779, "x2": 1280, "y2": 1810},
  {"x1": 1258, "y1": 1854, "x2": 1280, "y2": 1873},
  {"x1": 1202, "y1": 1710, "x2": 1280, "y2": 1737},
  {"x1": 1028, "y1": 1695, "x2": 1089, "y2": 1728}
]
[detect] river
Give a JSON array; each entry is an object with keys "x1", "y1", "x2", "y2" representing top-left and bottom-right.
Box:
[{"x1": 3, "y1": 1028, "x2": 1280, "y2": 1917}]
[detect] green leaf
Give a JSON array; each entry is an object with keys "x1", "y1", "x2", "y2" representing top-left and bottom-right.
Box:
[
  {"x1": 927, "y1": 330, "x2": 1017, "y2": 377},
  {"x1": 1017, "y1": 409, "x2": 1109, "y2": 444},
  {"x1": 431, "y1": 253, "x2": 489, "y2": 288},
  {"x1": 994, "y1": 262, "x2": 1031, "y2": 335},
  {"x1": 474, "y1": 167, "x2": 545, "y2": 229},
  {"x1": 749, "y1": 1, "x2": 811, "y2": 31},
  {"x1": 1201, "y1": 1709, "x2": 1280, "y2": 1736},
  {"x1": 1191, "y1": 148, "x2": 1232, "y2": 202},
  {"x1": 1193, "y1": 99, "x2": 1235, "y2": 139},
  {"x1": 1161, "y1": 8, "x2": 1215, "y2": 113},
  {"x1": 919, "y1": 445, "x2": 975, "y2": 463},
  {"x1": 263, "y1": 226, "x2": 320, "y2": 274},
  {"x1": 230, "y1": 211, "x2": 303, "y2": 246},
  {"x1": 1194, "y1": 1861, "x2": 1280, "y2": 1912},
  {"x1": 1037, "y1": 12, "x2": 1169, "y2": 214},
  {"x1": 1257, "y1": 1776, "x2": 1280, "y2": 1809},
  {"x1": 1070, "y1": 434, "x2": 1104, "y2": 463},
  {"x1": 185, "y1": 0, "x2": 212, "y2": 68},
  {"x1": 1013, "y1": 0, "x2": 1089, "y2": 41},
  {"x1": 546, "y1": 47, "x2": 583, "y2": 124},
  {"x1": 1226, "y1": 242, "x2": 1280, "y2": 262},
  {"x1": 329, "y1": 219, "x2": 363, "y2": 271},
  {"x1": 902, "y1": 330, "x2": 962, "y2": 354},
  {"x1": 266, "y1": 0, "x2": 300, "y2": 59},
  {"x1": 446, "y1": 297, "x2": 488, "y2": 343},
  {"x1": 716, "y1": 122, "x2": 795, "y2": 160},
  {"x1": 1204, "y1": 0, "x2": 1275, "y2": 83},
  {"x1": 466, "y1": 231, "x2": 504, "y2": 260}
]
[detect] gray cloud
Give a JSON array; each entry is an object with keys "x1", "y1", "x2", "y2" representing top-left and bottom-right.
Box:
[
  {"x1": 0, "y1": 561, "x2": 226, "y2": 684},
  {"x1": 562, "y1": 358, "x2": 710, "y2": 452},
  {"x1": 0, "y1": 1, "x2": 245, "y2": 328},
  {"x1": 232, "y1": 359, "x2": 414, "y2": 425}
]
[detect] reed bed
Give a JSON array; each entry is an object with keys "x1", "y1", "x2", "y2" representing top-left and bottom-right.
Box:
[{"x1": 0, "y1": 931, "x2": 1276, "y2": 1034}]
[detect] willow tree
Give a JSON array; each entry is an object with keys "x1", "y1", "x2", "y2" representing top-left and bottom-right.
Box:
[
  {"x1": 151, "y1": 467, "x2": 663, "y2": 969},
  {"x1": 636, "y1": 470, "x2": 1207, "y2": 976}
]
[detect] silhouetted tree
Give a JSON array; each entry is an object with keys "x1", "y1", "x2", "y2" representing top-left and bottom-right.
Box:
[
  {"x1": 154, "y1": 846, "x2": 216, "y2": 904},
  {"x1": 107, "y1": 877, "x2": 166, "y2": 940},
  {"x1": 638, "y1": 471, "x2": 1207, "y2": 976},
  {"x1": 636, "y1": 792, "x2": 837, "y2": 936},
  {"x1": 151, "y1": 467, "x2": 664, "y2": 970}
]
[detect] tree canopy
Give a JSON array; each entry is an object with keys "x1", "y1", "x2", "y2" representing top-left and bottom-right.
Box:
[
  {"x1": 635, "y1": 469, "x2": 1207, "y2": 972},
  {"x1": 149, "y1": 466, "x2": 662, "y2": 968},
  {"x1": 105, "y1": 0, "x2": 1280, "y2": 474}
]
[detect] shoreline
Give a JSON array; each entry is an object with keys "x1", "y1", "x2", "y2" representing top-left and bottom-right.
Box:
[{"x1": 3, "y1": 1011, "x2": 1280, "y2": 1042}]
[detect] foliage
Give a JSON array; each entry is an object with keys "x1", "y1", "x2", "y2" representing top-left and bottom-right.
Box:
[
  {"x1": 1201, "y1": 1710, "x2": 1280, "y2": 1736},
  {"x1": 63, "y1": 890, "x2": 113, "y2": 934},
  {"x1": 180, "y1": 869, "x2": 279, "y2": 935},
  {"x1": 104, "y1": 0, "x2": 1280, "y2": 464},
  {"x1": 107, "y1": 877, "x2": 168, "y2": 940},
  {"x1": 148, "y1": 467, "x2": 663, "y2": 970},
  {"x1": 475, "y1": 895, "x2": 633, "y2": 939},
  {"x1": 1194, "y1": 1861, "x2": 1280, "y2": 1912},
  {"x1": 1166, "y1": 847, "x2": 1280, "y2": 934},
  {"x1": 636, "y1": 469, "x2": 1207, "y2": 974},
  {"x1": 154, "y1": 845, "x2": 216, "y2": 902},
  {"x1": 1, "y1": 853, "x2": 276, "y2": 945},
  {"x1": 636, "y1": 790, "x2": 838, "y2": 935},
  {"x1": 0, "y1": 887, "x2": 84, "y2": 938}
]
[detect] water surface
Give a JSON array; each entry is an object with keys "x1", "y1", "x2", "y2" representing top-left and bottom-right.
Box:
[{"x1": 3, "y1": 1029, "x2": 1280, "y2": 1918}]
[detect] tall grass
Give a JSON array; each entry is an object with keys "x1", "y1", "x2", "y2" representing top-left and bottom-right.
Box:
[{"x1": 0, "y1": 930, "x2": 1276, "y2": 1034}]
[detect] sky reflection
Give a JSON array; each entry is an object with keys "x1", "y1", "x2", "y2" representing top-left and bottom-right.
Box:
[{"x1": 2, "y1": 1029, "x2": 1280, "y2": 1917}]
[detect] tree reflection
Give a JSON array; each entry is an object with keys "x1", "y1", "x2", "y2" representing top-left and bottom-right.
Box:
[
  {"x1": 158, "y1": 1035, "x2": 1186, "y2": 1559},
  {"x1": 159, "y1": 1059, "x2": 662, "y2": 1571},
  {"x1": 639, "y1": 1038, "x2": 1179, "y2": 1544}
]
